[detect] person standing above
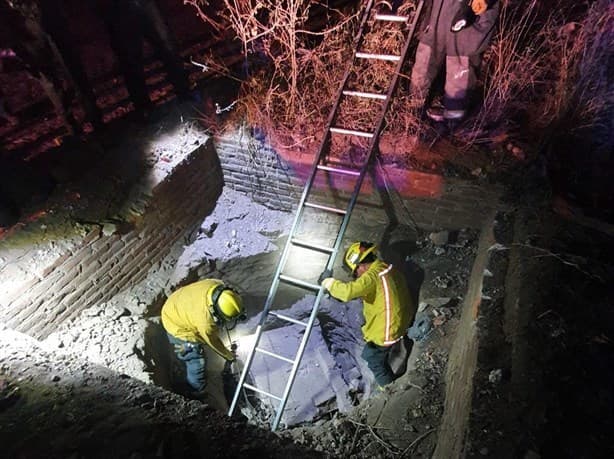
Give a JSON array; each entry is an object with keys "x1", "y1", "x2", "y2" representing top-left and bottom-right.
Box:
[
  {"x1": 409, "y1": 0, "x2": 500, "y2": 126},
  {"x1": 321, "y1": 242, "x2": 416, "y2": 390},
  {"x1": 161, "y1": 279, "x2": 246, "y2": 400}
]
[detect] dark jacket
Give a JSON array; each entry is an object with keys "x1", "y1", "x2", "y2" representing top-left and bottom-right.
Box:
[{"x1": 419, "y1": 0, "x2": 500, "y2": 56}]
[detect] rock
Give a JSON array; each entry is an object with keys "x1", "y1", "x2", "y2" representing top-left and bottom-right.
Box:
[
  {"x1": 488, "y1": 369, "x2": 503, "y2": 385},
  {"x1": 408, "y1": 312, "x2": 432, "y2": 341},
  {"x1": 421, "y1": 297, "x2": 453, "y2": 309},
  {"x1": 429, "y1": 231, "x2": 450, "y2": 246},
  {"x1": 102, "y1": 222, "x2": 118, "y2": 236},
  {"x1": 432, "y1": 316, "x2": 446, "y2": 327}
]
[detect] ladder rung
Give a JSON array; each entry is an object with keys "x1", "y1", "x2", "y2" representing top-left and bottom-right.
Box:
[
  {"x1": 374, "y1": 14, "x2": 409, "y2": 22},
  {"x1": 316, "y1": 164, "x2": 361, "y2": 177},
  {"x1": 243, "y1": 383, "x2": 283, "y2": 401},
  {"x1": 278, "y1": 274, "x2": 321, "y2": 292},
  {"x1": 342, "y1": 90, "x2": 387, "y2": 100},
  {"x1": 291, "y1": 238, "x2": 335, "y2": 254},
  {"x1": 304, "y1": 201, "x2": 347, "y2": 215},
  {"x1": 255, "y1": 346, "x2": 295, "y2": 364},
  {"x1": 330, "y1": 127, "x2": 374, "y2": 138},
  {"x1": 355, "y1": 52, "x2": 400, "y2": 62},
  {"x1": 268, "y1": 311, "x2": 309, "y2": 327}
]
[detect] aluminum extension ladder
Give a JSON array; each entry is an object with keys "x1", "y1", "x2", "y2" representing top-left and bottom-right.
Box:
[{"x1": 228, "y1": 0, "x2": 424, "y2": 431}]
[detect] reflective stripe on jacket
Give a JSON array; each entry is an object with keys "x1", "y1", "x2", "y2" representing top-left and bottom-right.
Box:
[
  {"x1": 161, "y1": 279, "x2": 234, "y2": 361},
  {"x1": 327, "y1": 259, "x2": 414, "y2": 346}
]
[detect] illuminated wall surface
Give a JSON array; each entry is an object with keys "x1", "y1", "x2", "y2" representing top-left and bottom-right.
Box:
[
  {"x1": 0, "y1": 123, "x2": 219, "y2": 339},
  {"x1": 0, "y1": 121, "x2": 500, "y2": 341}
]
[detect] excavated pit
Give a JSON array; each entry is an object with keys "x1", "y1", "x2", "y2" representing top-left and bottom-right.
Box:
[
  {"x1": 133, "y1": 180, "x2": 485, "y2": 432},
  {"x1": 0, "y1": 102, "x2": 503, "y2": 457},
  {"x1": 139, "y1": 188, "x2": 429, "y2": 428}
]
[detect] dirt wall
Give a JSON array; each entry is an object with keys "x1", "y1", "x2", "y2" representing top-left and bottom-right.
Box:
[{"x1": 431, "y1": 211, "x2": 497, "y2": 458}]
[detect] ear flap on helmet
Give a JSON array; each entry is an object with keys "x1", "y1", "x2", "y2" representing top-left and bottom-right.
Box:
[
  {"x1": 210, "y1": 283, "x2": 246, "y2": 324},
  {"x1": 210, "y1": 284, "x2": 226, "y2": 310}
]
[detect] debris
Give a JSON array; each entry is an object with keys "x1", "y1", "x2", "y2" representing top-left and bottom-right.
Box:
[
  {"x1": 408, "y1": 312, "x2": 432, "y2": 341},
  {"x1": 429, "y1": 231, "x2": 450, "y2": 246},
  {"x1": 488, "y1": 243, "x2": 508, "y2": 252},
  {"x1": 488, "y1": 369, "x2": 502, "y2": 385},
  {"x1": 102, "y1": 222, "x2": 117, "y2": 236},
  {"x1": 432, "y1": 316, "x2": 446, "y2": 327}
]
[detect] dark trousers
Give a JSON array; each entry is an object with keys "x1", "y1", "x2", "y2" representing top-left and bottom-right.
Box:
[
  {"x1": 167, "y1": 333, "x2": 207, "y2": 393},
  {"x1": 361, "y1": 342, "x2": 395, "y2": 388}
]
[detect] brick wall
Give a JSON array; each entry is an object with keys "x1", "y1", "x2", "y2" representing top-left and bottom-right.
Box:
[
  {"x1": 214, "y1": 127, "x2": 502, "y2": 232},
  {"x1": 214, "y1": 127, "x2": 303, "y2": 212},
  {"x1": 0, "y1": 124, "x2": 502, "y2": 340},
  {"x1": 0, "y1": 139, "x2": 222, "y2": 339}
]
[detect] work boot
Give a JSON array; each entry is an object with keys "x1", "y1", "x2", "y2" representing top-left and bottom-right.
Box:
[
  {"x1": 184, "y1": 389, "x2": 209, "y2": 403},
  {"x1": 427, "y1": 102, "x2": 466, "y2": 124}
]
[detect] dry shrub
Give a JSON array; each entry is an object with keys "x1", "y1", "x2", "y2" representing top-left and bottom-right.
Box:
[
  {"x1": 463, "y1": 0, "x2": 613, "y2": 149},
  {"x1": 186, "y1": 1, "x2": 425, "y2": 155},
  {"x1": 190, "y1": 1, "x2": 612, "y2": 158},
  {"x1": 541, "y1": 0, "x2": 613, "y2": 148}
]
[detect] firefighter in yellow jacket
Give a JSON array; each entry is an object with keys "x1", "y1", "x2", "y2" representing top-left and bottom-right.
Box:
[
  {"x1": 161, "y1": 279, "x2": 246, "y2": 398},
  {"x1": 321, "y1": 242, "x2": 415, "y2": 388}
]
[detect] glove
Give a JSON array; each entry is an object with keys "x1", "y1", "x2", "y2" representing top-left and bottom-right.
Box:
[
  {"x1": 470, "y1": 0, "x2": 488, "y2": 15},
  {"x1": 318, "y1": 268, "x2": 333, "y2": 285},
  {"x1": 321, "y1": 277, "x2": 335, "y2": 291}
]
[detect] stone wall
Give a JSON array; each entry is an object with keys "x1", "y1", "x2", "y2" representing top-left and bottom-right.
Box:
[{"x1": 0, "y1": 138, "x2": 221, "y2": 339}]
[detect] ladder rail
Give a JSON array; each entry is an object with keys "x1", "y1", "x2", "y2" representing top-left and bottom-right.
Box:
[
  {"x1": 239, "y1": 0, "x2": 378, "y2": 328},
  {"x1": 270, "y1": 2, "x2": 427, "y2": 430},
  {"x1": 229, "y1": 0, "x2": 378, "y2": 420},
  {"x1": 321, "y1": 0, "x2": 425, "y2": 281},
  {"x1": 229, "y1": 0, "x2": 426, "y2": 431},
  {"x1": 271, "y1": 288, "x2": 328, "y2": 429}
]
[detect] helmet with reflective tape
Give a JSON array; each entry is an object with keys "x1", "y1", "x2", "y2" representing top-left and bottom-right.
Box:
[
  {"x1": 344, "y1": 241, "x2": 377, "y2": 274},
  {"x1": 208, "y1": 283, "x2": 246, "y2": 323}
]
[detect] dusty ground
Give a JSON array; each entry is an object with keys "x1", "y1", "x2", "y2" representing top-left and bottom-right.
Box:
[{"x1": 0, "y1": 202, "x2": 478, "y2": 459}]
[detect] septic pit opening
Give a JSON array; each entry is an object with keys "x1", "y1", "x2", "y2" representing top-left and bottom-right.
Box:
[{"x1": 135, "y1": 187, "x2": 480, "y2": 436}]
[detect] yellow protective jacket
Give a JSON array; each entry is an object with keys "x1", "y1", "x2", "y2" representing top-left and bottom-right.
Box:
[
  {"x1": 161, "y1": 279, "x2": 234, "y2": 361},
  {"x1": 327, "y1": 259, "x2": 414, "y2": 346}
]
